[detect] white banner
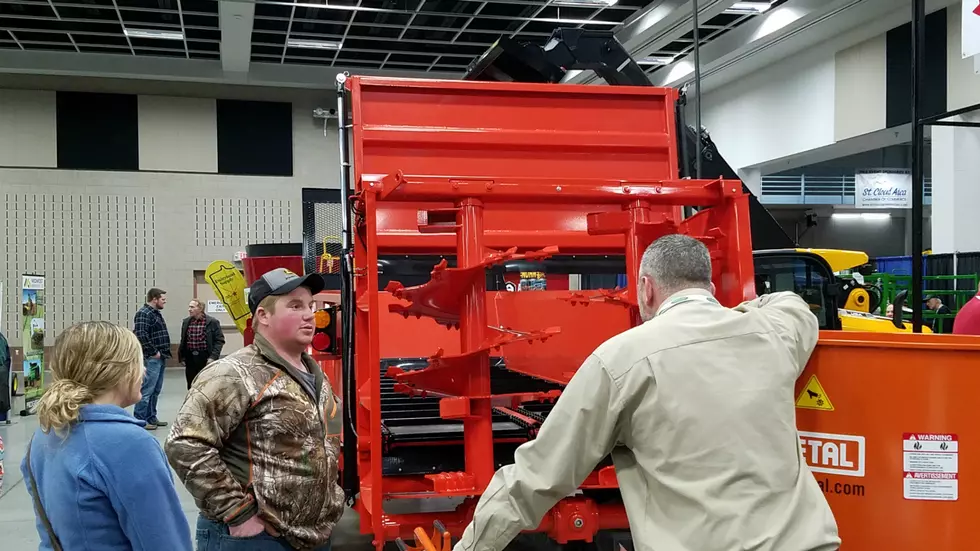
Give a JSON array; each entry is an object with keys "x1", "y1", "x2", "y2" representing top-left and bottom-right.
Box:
[
  {"x1": 855, "y1": 172, "x2": 912, "y2": 209},
  {"x1": 965, "y1": 0, "x2": 980, "y2": 59}
]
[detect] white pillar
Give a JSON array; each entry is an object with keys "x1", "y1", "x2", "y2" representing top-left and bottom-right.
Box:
[
  {"x1": 930, "y1": 113, "x2": 980, "y2": 254},
  {"x1": 738, "y1": 167, "x2": 763, "y2": 196}
]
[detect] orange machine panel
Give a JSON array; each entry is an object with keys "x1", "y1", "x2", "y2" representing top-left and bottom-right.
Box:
[
  {"x1": 351, "y1": 77, "x2": 679, "y2": 181},
  {"x1": 797, "y1": 331, "x2": 980, "y2": 550},
  {"x1": 348, "y1": 77, "x2": 687, "y2": 255}
]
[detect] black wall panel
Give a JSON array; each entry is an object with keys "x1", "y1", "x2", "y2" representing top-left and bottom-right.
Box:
[
  {"x1": 885, "y1": 8, "x2": 947, "y2": 127},
  {"x1": 56, "y1": 92, "x2": 139, "y2": 171},
  {"x1": 216, "y1": 99, "x2": 293, "y2": 176}
]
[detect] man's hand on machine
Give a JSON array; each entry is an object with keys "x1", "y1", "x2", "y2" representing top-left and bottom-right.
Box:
[{"x1": 396, "y1": 521, "x2": 451, "y2": 551}]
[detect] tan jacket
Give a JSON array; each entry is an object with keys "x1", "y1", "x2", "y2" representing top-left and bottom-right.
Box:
[
  {"x1": 454, "y1": 290, "x2": 839, "y2": 551},
  {"x1": 165, "y1": 333, "x2": 344, "y2": 550}
]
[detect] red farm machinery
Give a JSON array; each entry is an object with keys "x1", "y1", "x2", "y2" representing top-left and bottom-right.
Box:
[{"x1": 333, "y1": 74, "x2": 754, "y2": 550}]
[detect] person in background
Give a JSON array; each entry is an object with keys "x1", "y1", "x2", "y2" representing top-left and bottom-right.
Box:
[
  {"x1": 166, "y1": 268, "x2": 343, "y2": 551},
  {"x1": 925, "y1": 295, "x2": 954, "y2": 334},
  {"x1": 0, "y1": 327, "x2": 10, "y2": 422},
  {"x1": 21, "y1": 321, "x2": 192, "y2": 551},
  {"x1": 133, "y1": 287, "x2": 171, "y2": 430},
  {"x1": 952, "y1": 283, "x2": 980, "y2": 335},
  {"x1": 178, "y1": 299, "x2": 225, "y2": 389},
  {"x1": 453, "y1": 234, "x2": 839, "y2": 551}
]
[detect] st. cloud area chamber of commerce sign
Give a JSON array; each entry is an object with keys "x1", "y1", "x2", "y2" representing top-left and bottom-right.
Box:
[{"x1": 855, "y1": 172, "x2": 911, "y2": 209}]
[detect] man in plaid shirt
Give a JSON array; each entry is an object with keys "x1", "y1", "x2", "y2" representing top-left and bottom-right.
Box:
[
  {"x1": 133, "y1": 287, "x2": 171, "y2": 430},
  {"x1": 178, "y1": 299, "x2": 225, "y2": 389}
]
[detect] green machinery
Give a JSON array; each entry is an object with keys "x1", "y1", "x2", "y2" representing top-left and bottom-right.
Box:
[{"x1": 869, "y1": 273, "x2": 979, "y2": 333}]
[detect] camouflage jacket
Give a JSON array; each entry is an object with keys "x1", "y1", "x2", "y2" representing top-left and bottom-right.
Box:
[{"x1": 164, "y1": 332, "x2": 344, "y2": 550}]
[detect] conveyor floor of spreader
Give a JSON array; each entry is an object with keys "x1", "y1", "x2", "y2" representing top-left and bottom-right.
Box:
[{"x1": 380, "y1": 357, "x2": 563, "y2": 476}]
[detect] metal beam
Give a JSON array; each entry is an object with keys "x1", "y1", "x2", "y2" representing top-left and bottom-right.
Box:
[
  {"x1": 910, "y1": 0, "x2": 925, "y2": 333},
  {"x1": 220, "y1": 0, "x2": 255, "y2": 74},
  {"x1": 0, "y1": 50, "x2": 459, "y2": 89},
  {"x1": 748, "y1": 124, "x2": 918, "y2": 175},
  {"x1": 565, "y1": 0, "x2": 738, "y2": 85}
]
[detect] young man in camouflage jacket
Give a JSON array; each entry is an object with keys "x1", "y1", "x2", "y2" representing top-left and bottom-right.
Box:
[{"x1": 165, "y1": 268, "x2": 343, "y2": 551}]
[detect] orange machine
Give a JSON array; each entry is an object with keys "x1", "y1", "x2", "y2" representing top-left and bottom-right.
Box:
[
  {"x1": 339, "y1": 75, "x2": 752, "y2": 549},
  {"x1": 795, "y1": 331, "x2": 980, "y2": 549},
  {"x1": 332, "y1": 75, "x2": 980, "y2": 550}
]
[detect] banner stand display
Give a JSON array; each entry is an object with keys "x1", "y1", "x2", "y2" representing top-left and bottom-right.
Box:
[
  {"x1": 0, "y1": 281, "x2": 11, "y2": 424},
  {"x1": 20, "y1": 274, "x2": 45, "y2": 417}
]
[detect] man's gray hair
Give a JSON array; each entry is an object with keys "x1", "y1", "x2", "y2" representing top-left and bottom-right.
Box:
[{"x1": 639, "y1": 234, "x2": 712, "y2": 292}]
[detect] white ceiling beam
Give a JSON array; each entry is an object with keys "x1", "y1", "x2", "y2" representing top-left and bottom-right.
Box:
[
  {"x1": 564, "y1": 0, "x2": 739, "y2": 84},
  {"x1": 219, "y1": 0, "x2": 255, "y2": 74},
  {"x1": 751, "y1": 124, "x2": 917, "y2": 175},
  {"x1": 0, "y1": 51, "x2": 460, "y2": 89},
  {"x1": 657, "y1": 0, "x2": 960, "y2": 94}
]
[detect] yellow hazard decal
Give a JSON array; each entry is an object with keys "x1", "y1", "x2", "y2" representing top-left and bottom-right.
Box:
[
  {"x1": 796, "y1": 375, "x2": 835, "y2": 412},
  {"x1": 205, "y1": 260, "x2": 252, "y2": 334}
]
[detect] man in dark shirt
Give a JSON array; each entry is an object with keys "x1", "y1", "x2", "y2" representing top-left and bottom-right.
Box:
[
  {"x1": 178, "y1": 299, "x2": 225, "y2": 389},
  {"x1": 0, "y1": 329, "x2": 10, "y2": 422},
  {"x1": 953, "y1": 284, "x2": 980, "y2": 335},
  {"x1": 133, "y1": 287, "x2": 171, "y2": 430},
  {"x1": 926, "y1": 295, "x2": 954, "y2": 334}
]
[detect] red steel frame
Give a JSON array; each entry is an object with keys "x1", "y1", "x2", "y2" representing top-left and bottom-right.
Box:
[{"x1": 346, "y1": 76, "x2": 755, "y2": 548}]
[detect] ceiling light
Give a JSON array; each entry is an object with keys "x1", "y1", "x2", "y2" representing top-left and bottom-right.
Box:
[
  {"x1": 287, "y1": 39, "x2": 343, "y2": 50},
  {"x1": 124, "y1": 28, "x2": 184, "y2": 40},
  {"x1": 637, "y1": 55, "x2": 675, "y2": 66},
  {"x1": 553, "y1": 0, "x2": 618, "y2": 6},
  {"x1": 831, "y1": 213, "x2": 891, "y2": 220},
  {"x1": 724, "y1": 1, "x2": 773, "y2": 15}
]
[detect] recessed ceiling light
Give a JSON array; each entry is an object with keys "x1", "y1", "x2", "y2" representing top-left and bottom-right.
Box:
[
  {"x1": 287, "y1": 39, "x2": 343, "y2": 50},
  {"x1": 124, "y1": 28, "x2": 184, "y2": 40},
  {"x1": 553, "y1": 0, "x2": 618, "y2": 7},
  {"x1": 724, "y1": 1, "x2": 773, "y2": 15},
  {"x1": 637, "y1": 55, "x2": 676, "y2": 66}
]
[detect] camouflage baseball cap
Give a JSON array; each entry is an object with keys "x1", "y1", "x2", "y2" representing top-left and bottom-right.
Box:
[{"x1": 248, "y1": 268, "x2": 325, "y2": 314}]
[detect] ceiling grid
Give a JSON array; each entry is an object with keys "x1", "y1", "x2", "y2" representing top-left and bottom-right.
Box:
[{"x1": 0, "y1": 0, "x2": 784, "y2": 76}]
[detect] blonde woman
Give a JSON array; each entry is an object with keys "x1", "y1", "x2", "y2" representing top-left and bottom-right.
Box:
[{"x1": 21, "y1": 321, "x2": 192, "y2": 551}]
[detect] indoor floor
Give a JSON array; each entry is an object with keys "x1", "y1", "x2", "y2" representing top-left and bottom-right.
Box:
[{"x1": 0, "y1": 369, "x2": 376, "y2": 551}]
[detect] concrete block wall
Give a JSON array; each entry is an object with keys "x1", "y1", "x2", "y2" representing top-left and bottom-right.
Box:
[{"x1": 0, "y1": 85, "x2": 341, "y2": 345}]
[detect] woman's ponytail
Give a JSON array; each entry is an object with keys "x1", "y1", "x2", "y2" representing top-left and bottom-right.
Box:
[{"x1": 37, "y1": 379, "x2": 94, "y2": 435}]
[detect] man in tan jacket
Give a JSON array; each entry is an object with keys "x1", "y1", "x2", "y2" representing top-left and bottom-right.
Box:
[
  {"x1": 166, "y1": 268, "x2": 343, "y2": 551},
  {"x1": 454, "y1": 234, "x2": 840, "y2": 551}
]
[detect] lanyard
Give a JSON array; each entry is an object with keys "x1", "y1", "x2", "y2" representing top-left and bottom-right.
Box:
[{"x1": 654, "y1": 294, "x2": 719, "y2": 318}]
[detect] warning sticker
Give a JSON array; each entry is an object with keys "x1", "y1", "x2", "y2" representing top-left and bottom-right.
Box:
[
  {"x1": 904, "y1": 472, "x2": 958, "y2": 501},
  {"x1": 903, "y1": 433, "x2": 958, "y2": 501},
  {"x1": 796, "y1": 375, "x2": 835, "y2": 411}
]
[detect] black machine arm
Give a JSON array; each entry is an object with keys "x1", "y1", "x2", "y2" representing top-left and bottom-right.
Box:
[
  {"x1": 463, "y1": 28, "x2": 795, "y2": 250},
  {"x1": 465, "y1": 28, "x2": 652, "y2": 86}
]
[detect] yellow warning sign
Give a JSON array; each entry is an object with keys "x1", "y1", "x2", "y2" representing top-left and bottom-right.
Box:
[
  {"x1": 205, "y1": 260, "x2": 251, "y2": 334},
  {"x1": 796, "y1": 375, "x2": 835, "y2": 411}
]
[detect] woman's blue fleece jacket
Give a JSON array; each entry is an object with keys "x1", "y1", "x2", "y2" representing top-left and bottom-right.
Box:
[{"x1": 21, "y1": 403, "x2": 193, "y2": 551}]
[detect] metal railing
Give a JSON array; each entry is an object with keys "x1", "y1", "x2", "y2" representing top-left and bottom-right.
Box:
[{"x1": 759, "y1": 175, "x2": 933, "y2": 205}]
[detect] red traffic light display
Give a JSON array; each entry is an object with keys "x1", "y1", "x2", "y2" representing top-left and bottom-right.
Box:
[{"x1": 312, "y1": 306, "x2": 338, "y2": 355}]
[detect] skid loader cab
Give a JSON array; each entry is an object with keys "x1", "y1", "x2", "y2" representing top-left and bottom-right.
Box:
[
  {"x1": 752, "y1": 250, "x2": 928, "y2": 333},
  {"x1": 753, "y1": 250, "x2": 842, "y2": 330}
]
